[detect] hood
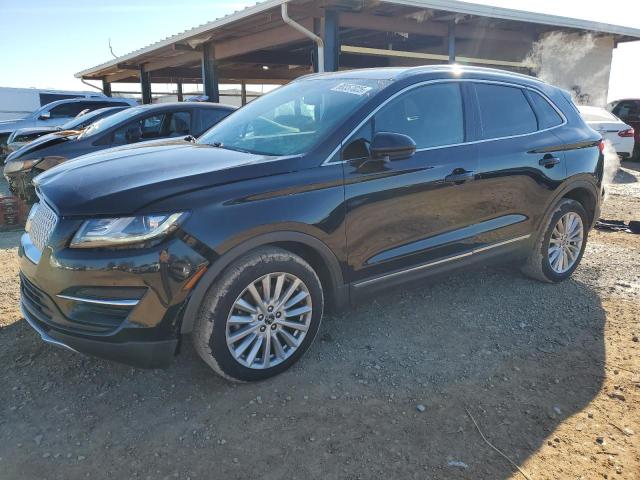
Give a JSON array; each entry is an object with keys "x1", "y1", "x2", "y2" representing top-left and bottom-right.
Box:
[
  {"x1": 6, "y1": 131, "x2": 78, "y2": 161},
  {"x1": 11, "y1": 126, "x2": 58, "y2": 137},
  {"x1": 0, "y1": 118, "x2": 28, "y2": 134},
  {"x1": 35, "y1": 140, "x2": 294, "y2": 216}
]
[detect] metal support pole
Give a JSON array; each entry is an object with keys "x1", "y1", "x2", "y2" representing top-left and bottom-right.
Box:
[
  {"x1": 323, "y1": 10, "x2": 339, "y2": 72},
  {"x1": 177, "y1": 82, "x2": 183, "y2": 102},
  {"x1": 241, "y1": 81, "x2": 247, "y2": 106},
  {"x1": 102, "y1": 78, "x2": 112, "y2": 97},
  {"x1": 139, "y1": 65, "x2": 152, "y2": 104},
  {"x1": 448, "y1": 21, "x2": 456, "y2": 64},
  {"x1": 201, "y1": 42, "x2": 220, "y2": 103}
]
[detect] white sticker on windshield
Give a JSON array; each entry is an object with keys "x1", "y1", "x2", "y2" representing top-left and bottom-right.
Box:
[{"x1": 331, "y1": 83, "x2": 373, "y2": 96}]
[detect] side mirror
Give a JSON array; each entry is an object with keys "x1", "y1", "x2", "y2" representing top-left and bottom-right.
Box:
[
  {"x1": 38, "y1": 112, "x2": 51, "y2": 121},
  {"x1": 370, "y1": 132, "x2": 416, "y2": 161},
  {"x1": 125, "y1": 127, "x2": 141, "y2": 143}
]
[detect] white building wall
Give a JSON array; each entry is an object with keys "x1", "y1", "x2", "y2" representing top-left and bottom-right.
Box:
[{"x1": 530, "y1": 33, "x2": 615, "y2": 107}]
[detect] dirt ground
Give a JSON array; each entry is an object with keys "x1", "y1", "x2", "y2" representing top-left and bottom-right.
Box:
[{"x1": 0, "y1": 167, "x2": 638, "y2": 480}]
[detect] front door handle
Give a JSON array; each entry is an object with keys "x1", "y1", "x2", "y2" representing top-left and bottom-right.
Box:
[
  {"x1": 539, "y1": 155, "x2": 561, "y2": 168},
  {"x1": 445, "y1": 169, "x2": 476, "y2": 184}
]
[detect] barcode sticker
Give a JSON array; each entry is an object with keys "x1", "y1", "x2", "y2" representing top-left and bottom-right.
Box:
[{"x1": 331, "y1": 83, "x2": 373, "y2": 96}]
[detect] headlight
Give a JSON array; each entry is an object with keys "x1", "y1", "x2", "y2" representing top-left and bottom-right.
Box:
[
  {"x1": 70, "y1": 213, "x2": 187, "y2": 248},
  {"x1": 3, "y1": 159, "x2": 39, "y2": 174}
]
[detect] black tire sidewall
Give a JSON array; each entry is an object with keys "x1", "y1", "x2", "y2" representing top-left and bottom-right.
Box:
[
  {"x1": 207, "y1": 256, "x2": 324, "y2": 382},
  {"x1": 539, "y1": 200, "x2": 589, "y2": 282}
]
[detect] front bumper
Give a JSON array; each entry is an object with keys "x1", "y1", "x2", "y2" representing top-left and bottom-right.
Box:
[
  {"x1": 21, "y1": 301, "x2": 178, "y2": 368},
  {"x1": 19, "y1": 226, "x2": 208, "y2": 369}
]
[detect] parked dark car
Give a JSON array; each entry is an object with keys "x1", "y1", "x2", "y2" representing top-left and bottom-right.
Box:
[
  {"x1": 4, "y1": 102, "x2": 236, "y2": 201},
  {"x1": 5, "y1": 106, "x2": 130, "y2": 156},
  {"x1": 607, "y1": 99, "x2": 640, "y2": 159},
  {"x1": 19, "y1": 66, "x2": 604, "y2": 381}
]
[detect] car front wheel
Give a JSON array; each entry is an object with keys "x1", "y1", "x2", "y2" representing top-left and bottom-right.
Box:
[
  {"x1": 522, "y1": 198, "x2": 589, "y2": 283},
  {"x1": 192, "y1": 247, "x2": 324, "y2": 382}
]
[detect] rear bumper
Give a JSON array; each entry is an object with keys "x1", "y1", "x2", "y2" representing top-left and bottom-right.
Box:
[{"x1": 21, "y1": 301, "x2": 178, "y2": 368}]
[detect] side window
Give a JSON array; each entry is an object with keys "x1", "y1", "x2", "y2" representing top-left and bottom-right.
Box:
[
  {"x1": 614, "y1": 101, "x2": 640, "y2": 121},
  {"x1": 373, "y1": 83, "x2": 464, "y2": 149},
  {"x1": 475, "y1": 84, "x2": 537, "y2": 139},
  {"x1": 196, "y1": 109, "x2": 231, "y2": 136},
  {"x1": 526, "y1": 91, "x2": 563, "y2": 130},
  {"x1": 168, "y1": 111, "x2": 191, "y2": 136},
  {"x1": 140, "y1": 114, "x2": 167, "y2": 138},
  {"x1": 48, "y1": 102, "x2": 86, "y2": 119},
  {"x1": 110, "y1": 113, "x2": 167, "y2": 145}
]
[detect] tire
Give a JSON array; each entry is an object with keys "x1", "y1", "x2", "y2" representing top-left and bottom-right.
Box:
[
  {"x1": 192, "y1": 247, "x2": 324, "y2": 382},
  {"x1": 522, "y1": 199, "x2": 589, "y2": 283}
]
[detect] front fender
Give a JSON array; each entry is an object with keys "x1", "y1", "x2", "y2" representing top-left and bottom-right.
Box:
[{"x1": 179, "y1": 231, "x2": 347, "y2": 334}]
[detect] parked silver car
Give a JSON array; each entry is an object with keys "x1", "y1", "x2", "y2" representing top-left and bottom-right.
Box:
[{"x1": 0, "y1": 97, "x2": 136, "y2": 159}]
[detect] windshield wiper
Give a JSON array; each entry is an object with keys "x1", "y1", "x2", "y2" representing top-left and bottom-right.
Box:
[{"x1": 209, "y1": 142, "x2": 254, "y2": 154}]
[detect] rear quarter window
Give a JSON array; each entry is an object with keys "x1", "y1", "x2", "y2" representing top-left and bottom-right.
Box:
[
  {"x1": 474, "y1": 84, "x2": 537, "y2": 139},
  {"x1": 526, "y1": 91, "x2": 564, "y2": 129}
]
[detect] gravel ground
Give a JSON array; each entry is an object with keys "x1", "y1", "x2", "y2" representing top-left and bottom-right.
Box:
[{"x1": 0, "y1": 167, "x2": 638, "y2": 480}]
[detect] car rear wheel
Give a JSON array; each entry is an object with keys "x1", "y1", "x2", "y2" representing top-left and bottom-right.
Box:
[
  {"x1": 192, "y1": 247, "x2": 324, "y2": 382},
  {"x1": 522, "y1": 199, "x2": 589, "y2": 283}
]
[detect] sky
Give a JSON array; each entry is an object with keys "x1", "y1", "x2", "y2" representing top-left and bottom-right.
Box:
[{"x1": 0, "y1": 0, "x2": 639, "y2": 101}]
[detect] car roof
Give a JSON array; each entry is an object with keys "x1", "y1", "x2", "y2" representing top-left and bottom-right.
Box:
[
  {"x1": 297, "y1": 65, "x2": 546, "y2": 88},
  {"x1": 41, "y1": 97, "x2": 128, "y2": 108},
  {"x1": 131, "y1": 102, "x2": 236, "y2": 112}
]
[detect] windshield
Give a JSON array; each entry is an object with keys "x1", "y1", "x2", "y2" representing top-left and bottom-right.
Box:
[
  {"x1": 198, "y1": 78, "x2": 388, "y2": 156},
  {"x1": 60, "y1": 107, "x2": 122, "y2": 130},
  {"x1": 79, "y1": 106, "x2": 145, "y2": 139}
]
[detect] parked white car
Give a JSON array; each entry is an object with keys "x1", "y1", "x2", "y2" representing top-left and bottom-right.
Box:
[{"x1": 578, "y1": 106, "x2": 635, "y2": 159}]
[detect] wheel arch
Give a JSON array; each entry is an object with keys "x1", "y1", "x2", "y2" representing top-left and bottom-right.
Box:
[
  {"x1": 179, "y1": 231, "x2": 348, "y2": 334},
  {"x1": 538, "y1": 177, "x2": 601, "y2": 232}
]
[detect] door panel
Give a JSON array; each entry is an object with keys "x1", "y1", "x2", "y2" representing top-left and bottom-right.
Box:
[
  {"x1": 343, "y1": 82, "x2": 480, "y2": 283},
  {"x1": 473, "y1": 132, "x2": 566, "y2": 247},
  {"x1": 470, "y1": 83, "x2": 567, "y2": 248}
]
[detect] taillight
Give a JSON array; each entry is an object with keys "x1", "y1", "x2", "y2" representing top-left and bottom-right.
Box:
[
  {"x1": 599, "y1": 140, "x2": 605, "y2": 152},
  {"x1": 618, "y1": 128, "x2": 635, "y2": 137}
]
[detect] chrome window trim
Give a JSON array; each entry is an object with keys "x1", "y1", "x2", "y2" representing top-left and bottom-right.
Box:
[
  {"x1": 322, "y1": 78, "x2": 567, "y2": 166},
  {"x1": 352, "y1": 234, "x2": 531, "y2": 288}
]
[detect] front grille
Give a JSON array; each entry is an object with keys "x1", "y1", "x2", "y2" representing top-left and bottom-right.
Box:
[{"x1": 27, "y1": 202, "x2": 58, "y2": 251}]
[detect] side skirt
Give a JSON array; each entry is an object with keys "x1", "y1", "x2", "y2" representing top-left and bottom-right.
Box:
[{"x1": 349, "y1": 235, "x2": 531, "y2": 301}]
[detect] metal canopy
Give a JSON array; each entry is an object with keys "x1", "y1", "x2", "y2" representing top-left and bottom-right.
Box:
[{"x1": 74, "y1": 0, "x2": 640, "y2": 98}]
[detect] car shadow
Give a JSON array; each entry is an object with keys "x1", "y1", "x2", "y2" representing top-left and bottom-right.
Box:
[{"x1": 1, "y1": 263, "x2": 605, "y2": 480}]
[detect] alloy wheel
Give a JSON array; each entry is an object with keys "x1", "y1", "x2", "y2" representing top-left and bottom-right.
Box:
[
  {"x1": 225, "y1": 272, "x2": 313, "y2": 369},
  {"x1": 548, "y1": 212, "x2": 584, "y2": 274}
]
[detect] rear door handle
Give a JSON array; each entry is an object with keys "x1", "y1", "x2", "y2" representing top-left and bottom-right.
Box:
[
  {"x1": 539, "y1": 155, "x2": 561, "y2": 168},
  {"x1": 445, "y1": 170, "x2": 476, "y2": 184}
]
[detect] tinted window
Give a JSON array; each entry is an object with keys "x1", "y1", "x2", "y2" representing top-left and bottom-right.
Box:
[
  {"x1": 48, "y1": 102, "x2": 87, "y2": 118},
  {"x1": 196, "y1": 109, "x2": 232, "y2": 136},
  {"x1": 527, "y1": 91, "x2": 563, "y2": 129},
  {"x1": 111, "y1": 113, "x2": 168, "y2": 145},
  {"x1": 168, "y1": 111, "x2": 191, "y2": 136},
  {"x1": 475, "y1": 84, "x2": 537, "y2": 139},
  {"x1": 613, "y1": 101, "x2": 640, "y2": 121},
  {"x1": 374, "y1": 83, "x2": 464, "y2": 149}
]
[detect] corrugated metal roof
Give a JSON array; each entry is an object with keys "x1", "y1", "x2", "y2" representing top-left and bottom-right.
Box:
[{"x1": 75, "y1": 0, "x2": 640, "y2": 79}]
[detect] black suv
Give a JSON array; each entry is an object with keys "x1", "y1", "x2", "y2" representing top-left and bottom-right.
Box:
[{"x1": 19, "y1": 66, "x2": 603, "y2": 382}]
